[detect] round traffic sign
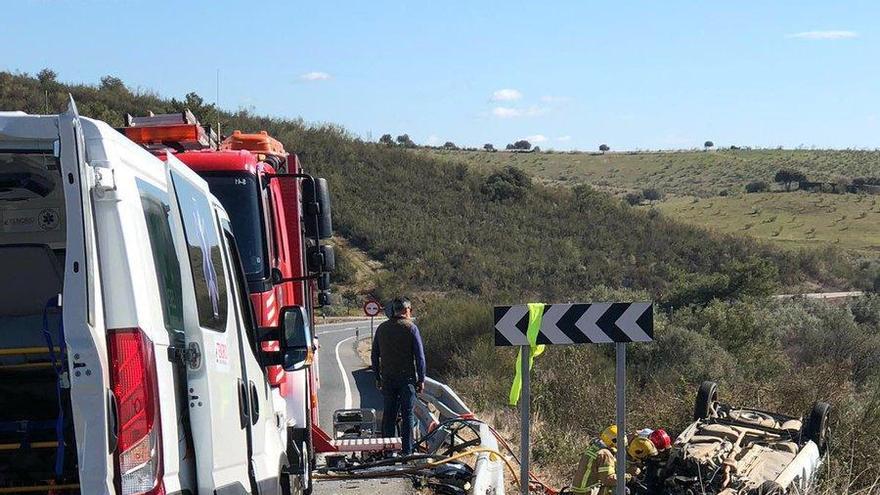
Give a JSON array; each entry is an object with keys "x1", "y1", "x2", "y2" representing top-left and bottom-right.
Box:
[{"x1": 363, "y1": 300, "x2": 381, "y2": 317}]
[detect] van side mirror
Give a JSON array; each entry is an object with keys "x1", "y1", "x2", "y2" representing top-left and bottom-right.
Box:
[
  {"x1": 259, "y1": 306, "x2": 313, "y2": 371},
  {"x1": 302, "y1": 177, "x2": 333, "y2": 240}
]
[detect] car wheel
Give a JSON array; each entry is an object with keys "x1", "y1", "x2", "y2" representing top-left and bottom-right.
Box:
[
  {"x1": 803, "y1": 402, "x2": 832, "y2": 453},
  {"x1": 694, "y1": 381, "x2": 719, "y2": 421},
  {"x1": 750, "y1": 481, "x2": 783, "y2": 495}
]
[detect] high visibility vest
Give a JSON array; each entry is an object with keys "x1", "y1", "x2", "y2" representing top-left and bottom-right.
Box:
[{"x1": 572, "y1": 443, "x2": 605, "y2": 494}]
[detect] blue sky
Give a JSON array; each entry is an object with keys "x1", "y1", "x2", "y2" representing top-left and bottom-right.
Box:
[{"x1": 3, "y1": 1, "x2": 878, "y2": 150}]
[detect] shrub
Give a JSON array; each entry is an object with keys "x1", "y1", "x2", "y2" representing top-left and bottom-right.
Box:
[
  {"x1": 481, "y1": 166, "x2": 531, "y2": 202},
  {"x1": 745, "y1": 181, "x2": 769, "y2": 193},
  {"x1": 642, "y1": 188, "x2": 663, "y2": 201},
  {"x1": 625, "y1": 192, "x2": 643, "y2": 206}
]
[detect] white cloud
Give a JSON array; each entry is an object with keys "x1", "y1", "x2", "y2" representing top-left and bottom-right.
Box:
[
  {"x1": 492, "y1": 107, "x2": 521, "y2": 118},
  {"x1": 425, "y1": 135, "x2": 443, "y2": 146},
  {"x1": 491, "y1": 105, "x2": 549, "y2": 119},
  {"x1": 299, "y1": 71, "x2": 332, "y2": 81},
  {"x1": 786, "y1": 30, "x2": 858, "y2": 40},
  {"x1": 540, "y1": 95, "x2": 571, "y2": 103},
  {"x1": 525, "y1": 134, "x2": 548, "y2": 143},
  {"x1": 556, "y1": 135, "x2": 572, "y2": 142},
  {"x1": 491, "y1": 89, "x2": 523, "y2": 101}
]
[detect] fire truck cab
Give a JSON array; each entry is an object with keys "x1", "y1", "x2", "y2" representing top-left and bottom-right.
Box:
[{"x1": 122, "y1": 111, "x2": 334, "y2": 494}]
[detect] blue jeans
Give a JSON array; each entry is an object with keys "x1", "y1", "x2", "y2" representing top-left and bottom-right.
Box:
[{"x1": 381, "y1": 380, "x2": 416, "y2": 454}]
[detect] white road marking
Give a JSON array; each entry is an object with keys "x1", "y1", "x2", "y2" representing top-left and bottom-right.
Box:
[
  {"x1": 335, "y1": 335, "x2": 356, "y2": 409},
  {"x1": 318, "y1": 327, "x2": 358, "y2": 336}
]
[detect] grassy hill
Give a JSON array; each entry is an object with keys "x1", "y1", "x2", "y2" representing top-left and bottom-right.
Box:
[
  {"x1": 3, "y1": 71, "x2": 878, "y2": 492},
  {"x1": 422, "y1": 148, "x2": 880, "y2": 255},
  {"x1": 659, "y1": 192, "x2": 880, "y2": 253},
  {"x1": 422, "y1": 148, "x2": 880, "y2": 197}
]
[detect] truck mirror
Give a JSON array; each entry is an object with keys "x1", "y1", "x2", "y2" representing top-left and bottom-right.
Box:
[
  {"x1": 307, "y1": 245, "x2": 336, "y2": 273},
  {"x1": 302, "y1": 177, "x2": 333, "y2": 240},
  {"x1": 317, "y1": 272, "x2": 331, "y2": 291},
  {"x1": 279, "y1": 306, "x2": 312, "y2": 371},
  {"x1": 317, "y1": 291, "x2": 331, "y2": 307}
]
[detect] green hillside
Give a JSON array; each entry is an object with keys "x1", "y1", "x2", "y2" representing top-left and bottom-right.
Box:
[
  {"x1": 422, "y1": 148, "x2": 880, "y2": 255},
  {"x1": 0, "y1": 71, "x2": 862, "y2": 302}
]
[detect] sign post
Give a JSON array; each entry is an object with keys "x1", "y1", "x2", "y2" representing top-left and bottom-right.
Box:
[
  {"x1": 616, "y1": 343, "x2": 626, "y2": 495},
  {"x1": 494, "y1": 303, "x2": 653, "y2": 495},
  {"x1": 363, "y1": 300, "x2": 381, "y2": 342},
  {"x1": 520, "y1": 344, "x2": 530, "y2": 495}
]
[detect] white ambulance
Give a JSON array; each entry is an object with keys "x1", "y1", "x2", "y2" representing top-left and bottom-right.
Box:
[{"x1": 0, "y1": 100, "x2": 312, "y2": 494}]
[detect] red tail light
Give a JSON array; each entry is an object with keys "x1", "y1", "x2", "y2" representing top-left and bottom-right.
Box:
[{"x1": 107, "y1": 328, "x2": 165, "y2": 495}]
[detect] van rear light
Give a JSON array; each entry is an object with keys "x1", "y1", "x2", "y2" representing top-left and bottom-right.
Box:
[{"x1": 107, "y1": 328, "x2": 165, "y2": 495}]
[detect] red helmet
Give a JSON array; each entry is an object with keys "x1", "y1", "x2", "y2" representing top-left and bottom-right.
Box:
[{"x1": 649, "y1": 429, "x2": 672, "y2": 451}]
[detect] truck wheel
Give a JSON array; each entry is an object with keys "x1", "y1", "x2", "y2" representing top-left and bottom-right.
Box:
[
  {"x1": 693, "y1": 381, "x2": 719, "y2": 421},
  {"x1": 803, "y1": 402, "x2": 831, "y2": 453}
]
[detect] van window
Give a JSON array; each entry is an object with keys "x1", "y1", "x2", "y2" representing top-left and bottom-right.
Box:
[
  {"x1": 171, "y1": 170, "x2": 228, "y2": 332},
  {"x1": 137, "y1": 179, "x2": 185, "y2": 340},
  {"x1": 222, "y1": 225, "x2": 260, "y2": 357}
]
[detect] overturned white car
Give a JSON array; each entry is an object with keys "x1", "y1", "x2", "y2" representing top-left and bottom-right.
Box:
[{"x1": 656, "y1": 381, "x2": 830, "y2": 495}]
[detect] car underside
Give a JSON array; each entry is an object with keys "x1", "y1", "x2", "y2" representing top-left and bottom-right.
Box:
[{"x1": 636, "y1": 382, "x2": 830, "y2": 495}]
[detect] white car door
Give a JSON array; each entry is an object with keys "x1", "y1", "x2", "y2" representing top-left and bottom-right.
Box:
[
  {"x1": 219, "y1": 220, "x2": 286, "y2": 494},
  {"x1": 167, "y1": 164, "x2": 253, "y2": 495}
]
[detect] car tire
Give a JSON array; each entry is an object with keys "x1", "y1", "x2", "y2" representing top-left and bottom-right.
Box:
[
  {"x1": 694, "y1": 381, "x2": 719, "y2": 421},
  {"x1": 750, "y1": 481, "x2": 784, "y2": 495},
  {"x1": 803, "y1": 401, "x2": 832, "y2": 453}
]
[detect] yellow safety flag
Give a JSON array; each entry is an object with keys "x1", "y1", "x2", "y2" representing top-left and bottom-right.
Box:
[{"x1": 508, "y1": 303, "x2": 546, "y2": 406}]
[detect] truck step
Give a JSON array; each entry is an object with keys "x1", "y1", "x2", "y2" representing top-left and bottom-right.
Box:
[{"x1": 330, "y1": 437, "x2": 402, "y2": 452}]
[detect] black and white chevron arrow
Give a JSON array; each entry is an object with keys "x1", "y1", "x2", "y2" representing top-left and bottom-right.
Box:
[{"x1": 494, "y1": 303, "x2": 653, "y2": 346}]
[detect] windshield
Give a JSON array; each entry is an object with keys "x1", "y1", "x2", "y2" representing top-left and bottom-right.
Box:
[{"x1": 202, "y1": 173, "x2": 268, "y2": 280}]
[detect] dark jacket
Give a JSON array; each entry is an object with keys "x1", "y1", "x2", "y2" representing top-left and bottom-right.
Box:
[{"x1": 371, "y1": 317, "x2": 426, "y2": 385}]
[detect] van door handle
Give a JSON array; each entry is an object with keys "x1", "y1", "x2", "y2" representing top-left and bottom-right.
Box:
[
  {"x1": 237, "y1": 379, "x2": 249, "y2": 429},
  {"x1": 249, "y1": 381, "x2": 260, "y2": 426}
]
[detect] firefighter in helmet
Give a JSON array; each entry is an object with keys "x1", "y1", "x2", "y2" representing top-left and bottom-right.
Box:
[{"x1": 571, "y1": 425, "x2": 631, "y2": 495}]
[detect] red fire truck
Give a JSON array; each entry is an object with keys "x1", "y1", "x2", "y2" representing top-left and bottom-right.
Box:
[{"x1": 121, "y1": 111, "x2": 334, "y2": 493}]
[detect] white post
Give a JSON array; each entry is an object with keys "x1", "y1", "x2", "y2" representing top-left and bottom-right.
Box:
[
  {"x1": 370, "y1": 316, "x2": 374, "y2": 342},
  {"x1": 520, "y1": 345, "x2": 530, "y2": 495},
  {"x1": 616, "y1": 343, "x2": 626, "y2": 495}
]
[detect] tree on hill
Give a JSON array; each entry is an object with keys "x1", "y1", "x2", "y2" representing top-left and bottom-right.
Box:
[
  {"x1": 396, "y1": 134, "x2": 416, "y2": 148},
  {"x1": 443, "y1": 141, "x2": 458, "y2": 150},
  {"x1": 704, "y1": 140, "x2": 714, "y2": 151},
  {"x1": 37, "y1": 68, "x2": 57, "y2": 86},
  {"x1": 599, "y1": 144, "x2": 610, "y2": 153},
  {"x1": 774, "y1": 169, "x2": 807, "y2": 191},
  {"x1": 533, "y1": 146, "x2": 541, "y2": 153},
  {"x1": 483, "y1": 143, "x2": 495, "y2": 152},
  {"x1": 511, "y1": 139, "x2": 531, "y2": 150},
  {"x1": 99, "y1": 75, "x2": 125, "y2": 91},
  {"x1": 379, "y1": 134, "x2": 394, "y2": 146}
]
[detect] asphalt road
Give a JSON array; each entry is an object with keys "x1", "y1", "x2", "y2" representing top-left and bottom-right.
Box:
[
  {"x1": 312, "y1": 319, "x2": 414, "y2": 495},
  {"x1": 314, "y1": 319, "x2": 386, "y2": 433}
]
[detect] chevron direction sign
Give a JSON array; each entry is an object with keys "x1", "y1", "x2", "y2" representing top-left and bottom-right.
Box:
[{"x1": 494, "y1": 302, "x2": 653, "y2": 346}]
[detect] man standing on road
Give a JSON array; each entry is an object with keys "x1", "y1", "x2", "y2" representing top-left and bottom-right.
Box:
[{"x1": 371, "y1": 297, "x2": 426, "y2": 455}]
